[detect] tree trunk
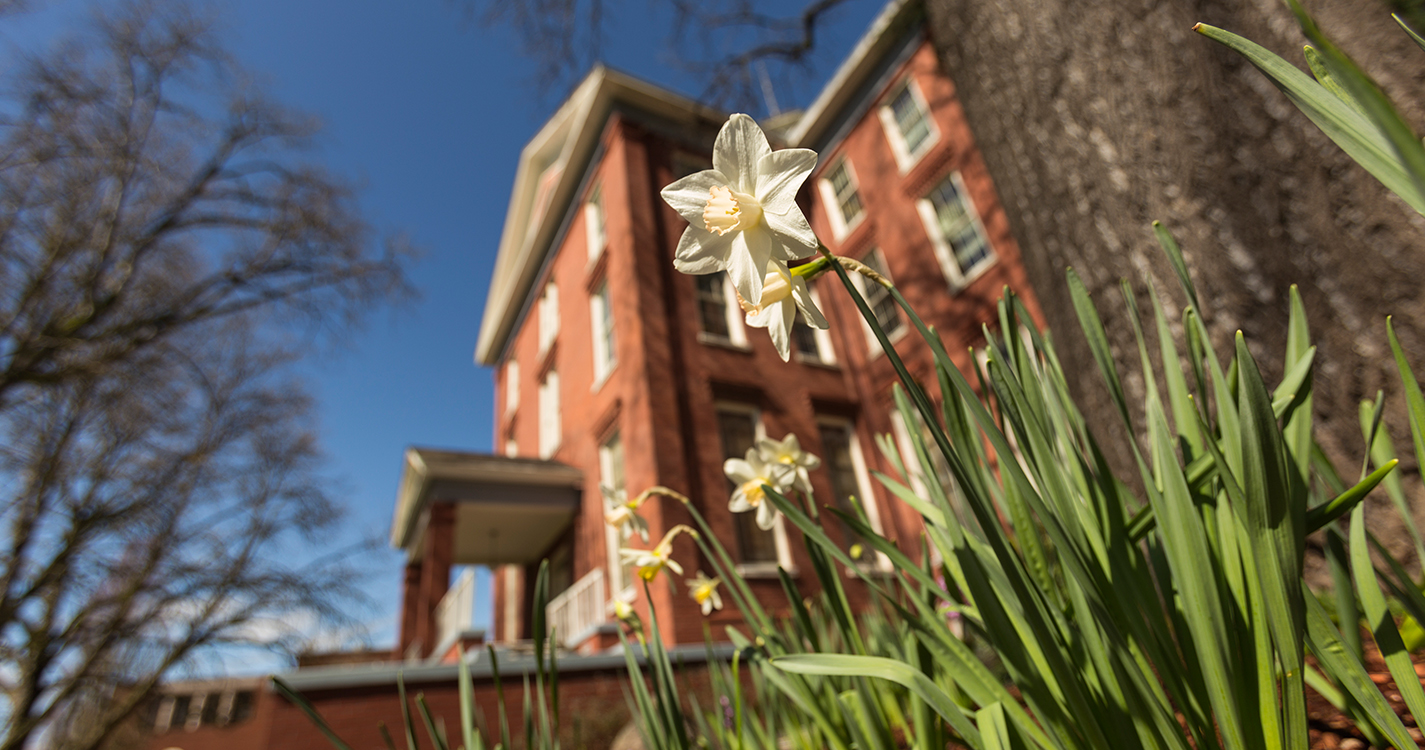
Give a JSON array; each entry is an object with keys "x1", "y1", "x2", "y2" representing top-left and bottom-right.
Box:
[{"x1": 923, "y1": 0, "x2": 1425, "y2": 572}]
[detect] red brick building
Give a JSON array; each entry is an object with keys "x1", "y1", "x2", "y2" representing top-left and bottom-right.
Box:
[
  {"x1": 460, "y1": 0, "x2": 1043, "y2": 655},
  {"x1": 140, "y1": 1, "x2": 1043, "y2": 747}
]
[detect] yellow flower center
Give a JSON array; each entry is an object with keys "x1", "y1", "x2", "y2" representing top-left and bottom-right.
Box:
[
  {"x1": 704, "y1": 185, "x2": 762, "y2": 235},
  {"x1": 738, "y1": 479, "x2": 767, "y2": 506},
  {"x1": 693, "y1": 583, "x2": 715, "y2": 604}
]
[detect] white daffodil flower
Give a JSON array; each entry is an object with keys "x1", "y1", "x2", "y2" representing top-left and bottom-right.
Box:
[
  {"x1": 602, "y1": 485, "x2": 649, "y2": 543},
  {"x1": 756, "y1": 433, "x2": 820, "y2": 494},
  {"x1": 618, "y1": 525, "x2": 693, "y2": 581},
  {"x1": 736, "y1": 262, "x2": 829, "y2": 362},
  {"x1": 724, "y1": 448, "x2": 794, "y2": 531},
  {"x1": 685, "y1": 571, "x2": 723, "y2": 616},
  {"x1": 660, "y1": 114, "x2": 819, "y2": 306}
]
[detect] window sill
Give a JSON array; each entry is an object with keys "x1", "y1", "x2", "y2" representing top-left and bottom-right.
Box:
[
  {"x1": 947, "y1": 257, "x2": 998, "y2": 295},
  {"x1": 698, "y1": 332, "x2": 752, "y2": 352},
  {"x1": 736, "y1": 562, "x2": 796, "y2": 579},
  {"x1": 794, "y1": 353, "x2": 840, "y2": 370},
  {"x1": 591, "y1": 364, "x2": 617, "y2": 393}
]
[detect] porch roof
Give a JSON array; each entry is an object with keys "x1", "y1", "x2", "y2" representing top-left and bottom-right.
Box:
[{"x1": 390, "y1": 448, "x2": 584, "y2": 565}]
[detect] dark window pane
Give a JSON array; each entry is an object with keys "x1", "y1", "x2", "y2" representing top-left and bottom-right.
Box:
[
  {"x1": 696, "y1": 274, "x2": 730, "y2": 338},
  {"x1": 819, "y1": 423, "x2": 866, "y2": 553},
  {"x1": 716, "y1": 409, "x2": 778, "y2": 563},
  {"x1": 229, "y1": 691, "x2": 254, "y2": 724},
  {"x1": 791, "y1": 320, "x2": 820, "y2": 359},
  {"x1": 859, "y1": 250, "x2": 903, "y2": 338}
]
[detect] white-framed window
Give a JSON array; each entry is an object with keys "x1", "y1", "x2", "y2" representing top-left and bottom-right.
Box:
[
  {"x1": 538, "y1": 282, "x2": 559, "y2": 354},
  {"x1": 538, "y1": 370, "x2": 561, "y2": 458},
  {"x1": 694, "y1": 273, "x2": 748, "y2": 348},
  {"x1": 504, "y1": 360, "x2": 520, "y2": 413},
  {"x1": 817, "y1": 158, "x2": 864, "y2": 240},
  {"x1": 600, "y1": 432, "x2": 636, "y2": 601},
  {"x1": 851, "y1": 248, "x2": 905, "y2": 356},
  {"x1": 590, "y1": 281, "x2": 616, "y2": 386},
  {"x1": 817, "y1": 416, "x2": 889, "y2": 569},
  {"x1": 585, "y1": 185, "x2": 607, "y2": 262},
  {"x1": 917, "y1": 172, "x2": 996, "y2": 290},
  {"x1": 715, "y1": 403, "x2": 793, "y2": 573},
  {"x1": 879, "y1": 78, "x2": 939, "y2": 172},
  {"x1": 791, "y1": 286, "x2": 836, "y2": 365}
]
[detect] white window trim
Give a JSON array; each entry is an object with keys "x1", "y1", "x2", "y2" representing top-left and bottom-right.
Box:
[
  {"x1": 589, "y1": 282, "x2": 616, "y2": 389},
  {"x1": 878, "y1": 77, "x2": 940, "y2": 174},
  {"x1": 915, "y1": 172, "x2": 997, "y2": 292},
  {"x1": 818, "y1": 416, "x2": 891, "y2": 572},
  {"x1": 585, "y1": 185, "x2": 607, "y2": 264},
  {"x1": 504, "y1": 360, "x2": 520, "y2": 414},
  {"x1": 696, "y1": 274, "x2": 750, "y2": 349},
  {"x1": 716, "y1": 401, "x2": 795, "y2": 576},
  {"x1": 538, "y1": 282, "x2": 560, "y2": 355},
  {"x1": 599, "y1": 434, "x2": 636, "y2": 603},
  {"x1": 817, "y1": 158, "x2": 864, "y2": 241},
  {"x1": 538, "y1": 370, "x2": 561, "y2": 459},
  {"x1": 793, "y1": 285, "x2": 838, "y2": 366},
  {"x1": 851, "y1": 249, "x2": 908, "y2": 359}
]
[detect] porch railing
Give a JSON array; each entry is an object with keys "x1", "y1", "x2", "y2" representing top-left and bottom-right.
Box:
[
  {"x1": 545, "y1": 568, "x2": 604, "y2": 648},
  {"x1": 434, "y1": 568, "x2": 475, "y2": 651}
]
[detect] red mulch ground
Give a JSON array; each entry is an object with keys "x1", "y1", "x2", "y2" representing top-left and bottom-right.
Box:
[{"x1": 1305, "y1": 643, "x2": 1425, "y2": 749}]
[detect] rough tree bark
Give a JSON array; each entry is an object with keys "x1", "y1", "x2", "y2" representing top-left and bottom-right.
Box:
[{"x1": 923, "y1": 0, "x2": 1425, "y2": 571}]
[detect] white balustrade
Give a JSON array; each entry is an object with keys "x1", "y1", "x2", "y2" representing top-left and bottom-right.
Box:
[
  {"x1": 434, "y1": 568, "x2": 475, "y2": 651},
  {"x1": 545, "y1": 568, "x2": 604, "y2": 648}
]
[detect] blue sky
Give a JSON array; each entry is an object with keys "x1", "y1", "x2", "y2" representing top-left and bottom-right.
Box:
[{"x1": 0, "y1": 0, "x2": 883, "y2": 660}]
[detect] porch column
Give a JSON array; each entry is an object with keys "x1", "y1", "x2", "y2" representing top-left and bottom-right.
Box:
[
  {"x1": 396, "y1": 561, "x2": 422, "y2": 658},
  {"x1": 415, "y1": 503, "x2": 455, "y2": 657}
]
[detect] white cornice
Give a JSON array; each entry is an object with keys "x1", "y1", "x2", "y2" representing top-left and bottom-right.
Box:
[{"x1": 474, "y1": 68, "x2": 722, "y2": 366}]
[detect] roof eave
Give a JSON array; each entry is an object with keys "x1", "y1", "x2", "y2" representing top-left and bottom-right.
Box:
[{"x1": 786, "y1": 0, "x2": 922, "y2": 150}]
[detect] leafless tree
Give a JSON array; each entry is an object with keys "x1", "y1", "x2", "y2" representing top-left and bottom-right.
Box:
[
  {"x1": 467, "y1": 0, "x2": 862, "y2": 112},
  {"x1": 0, "y1": 2, "x2": 414, "y2": 748}
]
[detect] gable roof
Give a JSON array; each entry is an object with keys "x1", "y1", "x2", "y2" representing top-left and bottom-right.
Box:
[{"x1": 473, "y1": 67, "x2": 722, "y2": 366}]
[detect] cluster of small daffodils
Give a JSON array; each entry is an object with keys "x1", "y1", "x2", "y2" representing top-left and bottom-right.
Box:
[
  {"x1": 660, "y1": 114, "x2": 829, "y2": 361},
  {"x1": 724, "y1": 433, "x2": 820, "y2": 530},
  {"x1": 604, "y1": 435, "x2": 820, "y2": 623},
  {"x1": 605, "y1": 487, "x2": 724, "y2": 619}
]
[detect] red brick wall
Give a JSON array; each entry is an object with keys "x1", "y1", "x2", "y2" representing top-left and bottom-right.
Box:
[
  {"x1": 804, "y1": 36, "x2": 1046, "y2": 547},
  {"x1": 145, "y1": 665, "x2": 725, "y2": 750},
  {"x1": 481, "y1": 34, "x2": 1044, "y2": 650}
]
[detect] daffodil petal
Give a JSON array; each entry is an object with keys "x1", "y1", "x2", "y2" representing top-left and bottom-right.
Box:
[
  {"x1": 661, "y1": 169, "x2": 731, "y2": 225},
  {"x1": 724, "y1": 458, "x2": 755, "y2": 483},
  {"x1": 764, "y1": 209, "x2": 819, "y2": 255},
  {"x1": 714, "y1": 114, "x2": 773, "y2": 194},
  {"x1": 791, "y1": 277, "x2": 829, "y2": 329},
  {"x1": 755, "y1": 149, "x2": 817, "y2": 212},
  {"x1": 755, "y1": 500, "x2": 778, "y2": 530},
  {"x1": 674, "y1": 228, "x2": 735, "y2": 275},
  {"x1": 726, "y1": 232, "x2": 770, "y2": 305}
]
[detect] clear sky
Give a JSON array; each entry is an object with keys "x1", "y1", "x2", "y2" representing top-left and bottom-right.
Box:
[{"x1": 0, "y1": 0, "x2": 884, "y2": 662}]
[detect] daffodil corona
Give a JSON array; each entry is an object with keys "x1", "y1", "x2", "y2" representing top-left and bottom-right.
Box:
[
  {"x1": 660, "y1": 114, "x2": 819, "y2": 307},
  {"x1": 756, "y1": 433, "x2": 820, "y2": 494},
  {"x1": 685, "y1": 571, "x2": 723, "y2": 615},
  {"x1": 618, "y1": 525, "x2": 695, "y2": 582},
  {"x1": 736, "y1": 262, "x2": 829, "y2": 361},
  {"x1": 724, "y1": 448, "x2": 794, "y2": 530}
]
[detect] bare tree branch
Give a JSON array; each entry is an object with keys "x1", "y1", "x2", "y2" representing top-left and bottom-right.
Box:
[{"x1": 0, "y1": 3, "x2": 413, "y2": 748}]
